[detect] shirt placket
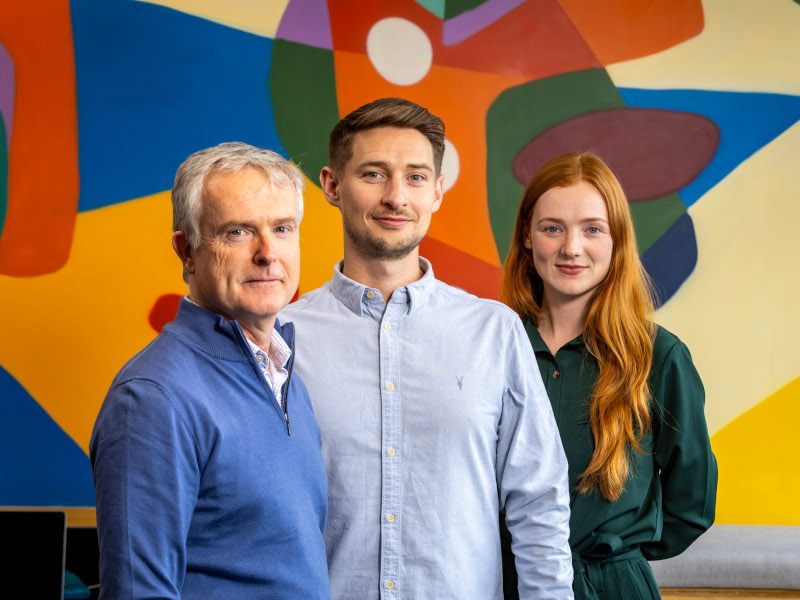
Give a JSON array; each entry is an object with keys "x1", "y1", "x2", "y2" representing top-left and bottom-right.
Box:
[{"x1": 379, "y1": 299, "x2": 403, "y2": 598}]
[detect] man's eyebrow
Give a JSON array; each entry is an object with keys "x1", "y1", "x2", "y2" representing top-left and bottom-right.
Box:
[
  {"x1": 356, "y1": 160, "x2": 434, "y2": 172},
  {"x1": 215, "y1": 216, "x2": 298, "y2": 231},
  {"x1": 406, "y1": 163, "x2": 433, "y2": 172},
  {"x1": 270, "y1": 216, "x2": 298, "y2": 227}
]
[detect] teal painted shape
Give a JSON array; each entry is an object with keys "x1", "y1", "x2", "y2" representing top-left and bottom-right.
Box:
[
  {"x1": 0, "y1": 365, "x2": 95, "y2": 505},
  {"x1": 416, "y1": 0, "x2": 446, "y2": 18},
  {"x1": 0, "y1": 117, "x2": 6, "y2": 238}
]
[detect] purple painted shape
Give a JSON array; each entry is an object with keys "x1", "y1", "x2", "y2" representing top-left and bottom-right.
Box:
[
  {"x1": 276, "y1": 0, "x2": 332, "y2": 50},
  {"x1": 512, "y1": 108, "x2": 719, "y2": 202},
  {"x1": 443, "y1": 0, "x2": 525, "y2": 46},
  {"x1": 0, "y1": 41, "x2": 14, "y2": 142}
]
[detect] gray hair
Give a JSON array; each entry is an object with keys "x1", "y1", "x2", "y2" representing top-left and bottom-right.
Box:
[{"x1": 172, "y1": 142, "x2": 305, "y2": 249}]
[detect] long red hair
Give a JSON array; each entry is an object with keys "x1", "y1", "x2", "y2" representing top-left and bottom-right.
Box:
[{"x1": 501, "y1": 152, "x2": 655, "y2": 501}]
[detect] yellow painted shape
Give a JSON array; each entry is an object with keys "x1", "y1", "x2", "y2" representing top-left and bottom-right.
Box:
[
  {"x1": 711, "y1": 378, "x2": 800, "y2": 525},
  {"x1": 0, "y1": 191, "x2": 186, "y2": 454},
  {"x1": 134, "y1": 0, "x2": 290, "y2": 38},
  {"x1": 298, "y1": 177, "x2": 343, "y2": 294},
  {"x1": 0, "y1": 177, "x2": 340, "y2": 454},
  {"x1": 656, "y1": 122, "x2": 800, "y2": 434},
  {"x1": 607, "y1": 0, "x2": 800, "y2": 94}
]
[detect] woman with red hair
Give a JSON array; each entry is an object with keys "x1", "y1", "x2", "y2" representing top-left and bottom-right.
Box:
[{"x1": 501, "y1": 152, "x2": 717, "y2": 599}]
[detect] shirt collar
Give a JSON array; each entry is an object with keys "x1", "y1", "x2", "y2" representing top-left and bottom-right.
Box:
[
  {"x1": 329, "y1": 257, "x2": 438, "y2": 316},
  {"x1": 524, "y1": 318, "x2": 585, "y2": 354},
  {"x1": 245, "y1": 328, "x2": 292, "y2": 370}
]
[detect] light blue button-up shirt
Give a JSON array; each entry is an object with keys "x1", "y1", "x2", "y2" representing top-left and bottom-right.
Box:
[{"x1": 280, "y1": 259, "x2": 573, "y2": 599}]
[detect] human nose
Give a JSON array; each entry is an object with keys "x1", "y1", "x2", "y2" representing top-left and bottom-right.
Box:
[
  {"x1": 381, "y1": 177, "x2": 407, "y2": 210},
  {"x1": 253, "y1": 231, "x2": 276, "y2": 265},
  {"x1": 561, "y1": 229, "x2": 581, "y2": 257}
]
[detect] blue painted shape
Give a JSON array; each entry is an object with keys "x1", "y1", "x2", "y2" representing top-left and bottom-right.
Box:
[
  {"x1": 72, "y1": 0, "x2": 286, "y2": 211},
  {"x1": 642, "y1": 212, "x2": 697, "y2": 308},
  {"x1": 619, "y1": 88, "x2": 800, "y2": 207},
  {"x1": 0, "y1": 365, "x2": 95, "y2": 505}
]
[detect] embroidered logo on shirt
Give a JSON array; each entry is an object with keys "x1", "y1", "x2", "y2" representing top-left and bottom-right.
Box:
[{"x1": 456, "y1": 375, "x2": 464, "y2": 391}]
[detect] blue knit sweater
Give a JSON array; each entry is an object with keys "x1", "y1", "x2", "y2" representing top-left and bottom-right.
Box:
[{"x1": 90, "y1": 300, "x2": 330, "y2": 599}]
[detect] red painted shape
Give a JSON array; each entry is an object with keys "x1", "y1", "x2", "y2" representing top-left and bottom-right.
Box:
[
  {"x1": 0, "y1": 2, "x2": 79, "y2": 275},
  {"x1": 149, "y1": 294, "x2": 182, "y2": 333},
  {"x1": 420, "y1": 237, "x2": 501, "y2": 301},
  {"x1": 328, "y1": 0, "x2": 599, "y2": 80},
  {"x1": 512, "y1": 108, "x2": 719, "y2": 202}
]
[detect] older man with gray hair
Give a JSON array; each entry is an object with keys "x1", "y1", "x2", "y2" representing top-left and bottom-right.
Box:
[{"x1": 91, "y1": 142, "x2": 329, "y2": 599}]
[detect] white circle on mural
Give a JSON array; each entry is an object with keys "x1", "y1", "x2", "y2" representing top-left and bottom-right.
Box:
[
  {"x1": 441, "y1": 138, "x2": 460, "y2": 192},
  {"x1": 367, "y1": 18, "x2": 432, "y2": 86}
]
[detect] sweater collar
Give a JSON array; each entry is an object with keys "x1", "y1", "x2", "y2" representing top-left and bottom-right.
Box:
[{"x1": 164, "y1": 297, "x2": 295, "y2": 361}]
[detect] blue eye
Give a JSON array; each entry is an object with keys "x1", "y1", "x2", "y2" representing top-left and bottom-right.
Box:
[
  {"x1": 545, "y1": 225, "x2": 561, "y2": 233},
  {"x1": 587, "y1": 226, "x2": 601, "y2": 234}
]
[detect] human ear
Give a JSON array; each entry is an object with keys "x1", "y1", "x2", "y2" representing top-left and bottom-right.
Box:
[
  {"x1": 431, "y1": 173, "x2": 444, "y2": 213},
  {"x1": 523, "y1": 226, "x2": 532, "y2": 250},
  {"x1": 319, "y1": 166, "x2": 341, "y2": 208},
  {"x1": 172, "y1": 231, "x2": 195, "y2": 275}
]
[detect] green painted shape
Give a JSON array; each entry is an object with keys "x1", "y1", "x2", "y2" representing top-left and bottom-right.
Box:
[
  {"x1": 445, "y1": 0, "x2": 486, "y2": 19},
  {"x1": 0, "y1": 117, "x2": 7, "y2": 238},
  {"x1": 630, "y1": 193, "x2": 686, "y2": 254},
  {"x1": 270, "y1": 40, "x2": 339, "y2": 181},
  {"x1": 416, "y1": 0, "x2": 446, "y2": 19},
  {"x1": 486, "y1": 69, "x2": 625, "y2": 262}
]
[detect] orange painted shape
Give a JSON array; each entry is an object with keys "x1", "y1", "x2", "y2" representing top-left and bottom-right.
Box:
[
  {"x1": 334, "y1": 50, "x2": 526, "y2": 266},
  {"x1": 0, "y1": 2, "x2": 79, "y2": 275},
  {"x1": 557, "y1": 0, "x2": 704, "y2": 65},
  {"x1": 420, "y1": 236, "x2": 501, "y2": 300},
  {"x1": 329, "y1": 0, "x2": 599, "y2": 79}
]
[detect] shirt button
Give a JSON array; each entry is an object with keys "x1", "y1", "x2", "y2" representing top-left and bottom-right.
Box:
[
  {"x1": 386, "y1": 382, "x2": 395, "y2": 391},
  {"x1": 385, "y1": 580, "x2": 395, "y2": 590},
  {"x1": 384, "y1": 322, "x2": 392, "y2": 332},
  {"x1": 366, "y1": 290, "x2": 376, "y2": 299},
  {"x1": 386, "y1": 447, "x2": 396, "y2": 457},
  {"x1": 386, "y1": 514, "x2": 396, "y2": 523},
  {"x1": 553, "y1": 369, "x2": 560, "y2": 380}
]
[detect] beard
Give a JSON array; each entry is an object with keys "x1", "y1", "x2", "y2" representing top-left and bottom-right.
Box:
[{"x1": 343, "y1": 215, "x2": 426, "y2": 261}]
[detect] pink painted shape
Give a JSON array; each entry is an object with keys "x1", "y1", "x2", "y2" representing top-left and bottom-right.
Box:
[
  {"x1": 443, "y1": 0, "x2": 525, "y2": 45},
  {"x1": 276, "y1": 0, "x2": 333, "y2": 49},
  {"x1": 0, "y1": 42, "x2": 14, "y2": 141}
]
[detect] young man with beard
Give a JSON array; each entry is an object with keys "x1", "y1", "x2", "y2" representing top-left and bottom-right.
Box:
[{"x1": 280, "y1": 98, "x2": 573, "y2": 599}]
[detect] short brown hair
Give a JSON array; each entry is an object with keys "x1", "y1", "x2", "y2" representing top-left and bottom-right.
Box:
[{"x1": 328, "y1": 98, "x2": 445, "y2": 173}]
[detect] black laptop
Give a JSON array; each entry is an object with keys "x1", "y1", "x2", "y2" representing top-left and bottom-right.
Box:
[{"x1": 0, "y1": 510, "x2": 66, "y2": 599}]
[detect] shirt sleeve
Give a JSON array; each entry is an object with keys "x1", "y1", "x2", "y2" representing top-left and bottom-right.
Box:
[
  {"x1": 496, "y1": 316, "x2": 574, "y2": 599},
  {"x1": 90, "y1": 378, "x2": 201, "y2": 599},
  {"x1": 642, "y1": 338, "x2": 718, "y2": 561}
]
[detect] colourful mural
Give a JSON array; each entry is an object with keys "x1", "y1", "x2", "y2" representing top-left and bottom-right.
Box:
[{"x1": 0, "y1": 0, "x2": 798, "y2": 527}]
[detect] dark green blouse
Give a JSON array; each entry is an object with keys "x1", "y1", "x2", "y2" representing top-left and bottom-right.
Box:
[{"x1": 504, "y1": 322, "x2": 717, "y2": 599}]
